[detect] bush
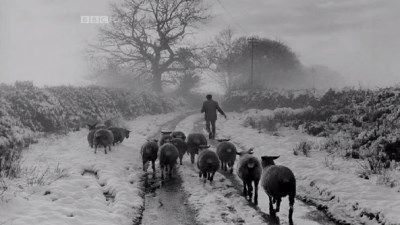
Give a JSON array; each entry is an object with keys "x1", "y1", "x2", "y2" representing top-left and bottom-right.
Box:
[
  {"x1": 0, "y1": 82, "x2": 176, "y2": 178},
  {"x1": 293, "y1": 141, "x2": 312, "y2": 157}
]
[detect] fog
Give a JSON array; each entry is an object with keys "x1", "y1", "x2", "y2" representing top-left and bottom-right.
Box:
[{"x1": 1, "y1": 0, "x2": 399, "y2": 87}]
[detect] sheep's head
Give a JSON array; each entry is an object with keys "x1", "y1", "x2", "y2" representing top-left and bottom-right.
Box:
[
  {"x1": 198, "y1": 145, "x2": 210, "y2": 152},
  {"x1": 124, "y1": 129, "x2": 131, "y2": 138},
  {"x1": 146, "y1": 139, "x2": 158, "y2": 143},
  {"x1": 236, "y1": 148, "x2": 254, "y2": 156},
  {"x1": 87, "y1": 123, "x2": 97, "y2": 130},
  {"x1": 261, "y1": 156, "x2": 279, "y2": 167},
  {"x1": 217, "y1": 138, "x2": 231, "y2": 142},
  {"x1": 172, "y1": 132, "x2": 186, "y2": 140},
  {"x1": 162, "y1": 135, "x2": 173, "y2": 143}
]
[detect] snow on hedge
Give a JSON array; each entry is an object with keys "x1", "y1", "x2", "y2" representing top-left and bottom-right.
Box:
[{"x1": 0, "y1": 82, "x2": 177, "y2": 177}]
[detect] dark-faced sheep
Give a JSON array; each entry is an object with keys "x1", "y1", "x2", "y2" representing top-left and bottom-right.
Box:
[
  {"x1": 197, "y1": 145, "x2": 220, "y2": 183},
  {"x1": 171, "y1": 131, "x2": 186, "y2": 141},
  {"x1": 159, "y1": 131, "x2": 173, "y2": 146},
  {"x1": 261, "y1": 156, "x2": 296, "y2": 224},
  {"x1": 109, "y1": 127, "x2": 131, "y2": 145},
  {"x1": 171, "y1": 138, "x2": 187, "y2": 165},
  {"x1": 158, "y1": 143, "x2": 179, "y2": 179},
  {"x1": 237, "y1": 148, "x2": 262, "y2": 205},
  {"x1": 93, "y1": 129, "x2": 114, "y2": 154},
  {"x1": 141, "y1": 139, "x2": 159, "y2": 174},
  {"x1": 186, "y1": 133, "x2": 207, "y2": 164},
  {"x1": 216, "y1": 139, "x2": 236, "y2": 173}
]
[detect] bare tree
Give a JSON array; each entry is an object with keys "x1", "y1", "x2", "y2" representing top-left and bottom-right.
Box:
[
  {"x1": 95, "y1": 0, "x2": 209, "y2": 92},
  {"x1": 205, "y1": 28, "x2": 236, "y2": 91}
]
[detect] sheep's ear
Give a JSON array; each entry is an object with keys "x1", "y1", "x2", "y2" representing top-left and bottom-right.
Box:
[
  {"x1": 248, "y1": 148, "x2": 255, "y2": 154},
  {"x1": 261, "y1": 156, "x2": 280, "y2": 160}
]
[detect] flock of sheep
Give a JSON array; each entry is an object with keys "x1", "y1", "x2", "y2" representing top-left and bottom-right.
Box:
[
  {"x1": 87, "y1": 123, "x2": 130, "y2": 154},
  {"x1": 86, "y1": 125, "x2": 296, "y2": 224}
]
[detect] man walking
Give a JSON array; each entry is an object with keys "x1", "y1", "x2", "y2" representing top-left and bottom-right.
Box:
[{"x1": 201, "y1": 94, "x2": 227, "y2": 139}]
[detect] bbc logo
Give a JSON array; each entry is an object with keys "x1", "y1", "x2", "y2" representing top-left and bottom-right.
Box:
[{"x1": 81, "y1": 16, "x2": 109, "y2": 24}]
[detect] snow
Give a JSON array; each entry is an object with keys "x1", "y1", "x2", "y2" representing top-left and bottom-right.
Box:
[
  {"x1": 217, "y1": 112, "x2": 400, "y2": 225},
  {"x1": 0, "y1": 112, "x2": 178, "y2": 225},
  {"x1": 174, "y1": 113, "x2": 333, "y2": 225},
  {"x1": 2, "y1": 110, "x2": 399, "y2": 225}
]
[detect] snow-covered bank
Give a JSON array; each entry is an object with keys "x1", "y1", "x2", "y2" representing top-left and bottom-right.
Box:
[
  {"x1": 218, "y1": 112, "x2": 400, "y2": 225},
  {"x1": 0, "y1": 113, "x2": 178, "y2": 225}
]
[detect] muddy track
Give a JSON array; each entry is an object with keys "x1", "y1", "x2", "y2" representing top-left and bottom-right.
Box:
[
  {"x1": 139, "y1": 112, "x2": 200, "y2": 225},
  {"x1": 193, "y1": 118, "x2": 341, "y2": 225}
]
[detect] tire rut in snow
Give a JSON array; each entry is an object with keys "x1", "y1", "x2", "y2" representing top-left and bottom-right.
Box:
[
  {"x1": 193, "y1": 118, "x2": 341, "y2": 225},
  {"x1": 81, "y1": 169, "x2": 116, "y2": 204},
  {"x1": 139, "y1": 112, "x2": 200, "y2": 225}
]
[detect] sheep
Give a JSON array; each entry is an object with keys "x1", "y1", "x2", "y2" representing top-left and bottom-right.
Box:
[
  {"x1": 87, "y1": 123, "x2": 98, "y2": 148},
  {"x1": 93, "y1": 129, "x2": 114, "y2": 154},
  {"x1": 159, "y1": 131, "x2": 173, "y2": 146},
  {"x1": 237, "y1": 148, "x2": 262, "y2": 205},
  {"x1": 170, "y1": 138, "x2": 188, "y2": 165},
  {"x1": 87, "y1": 123, "x2": 107, "y2": 148},
  {"x1": 141, "y1": 139, "x2": 159, "y2": 174},
  {"x1": 216, "y1": 139, "x2": 237, "y2": 173},
  {"x1": 171, "y1": 131, "x2": 186, "y2": 141},
  {"x1": 186, "y1": 133, "x2": 207, "y2": 164},
  {"x1": 197, "y1": 145, "x2": 220, "y2": 183},
  {"x1": 108, "y1": 127, "x2": 131, "y2": 145},
  {"x1": 158, "y1": 143, "x2": 179, "y2": 179},
  {"x1": 260, "y1": 156, "x2": 296, "y2": 224}
]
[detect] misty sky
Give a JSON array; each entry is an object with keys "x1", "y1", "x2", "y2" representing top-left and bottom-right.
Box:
[{"x1": 0, "y1": 0, "x2": 399, "y2": 87}]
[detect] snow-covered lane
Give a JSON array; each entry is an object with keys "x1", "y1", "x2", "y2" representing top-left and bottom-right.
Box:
[{"x1": 0, "y1": 113, "x2": 178, "y2": 225}]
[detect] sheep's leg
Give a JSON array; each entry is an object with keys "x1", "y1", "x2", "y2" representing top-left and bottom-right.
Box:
[
  {"x1": 108, "y1": 145, "x2": 111, "y2": 152},
  {"x1": 190, "y1": 153, "x2": 195, "y2": 164},
  {"x1": 276, "y1": 198, "x2": 281, "y2": 212},
  {"x1": 161, "y1": 165, "x2": 164, "y2": 179},
  {"x1": 199, "y1": 171, "x2": 202, "y2": 178},
  {"x1": 203, "y1": 172, "x2": 207, "y2": 183},
  {"x1": 247, "y1": 181, "x2": 253, "y2": 199},
  {"x1": 104, "y1": 146, "x2": 107, "y2": 154},
  {"x1": 179, "y1": 156, "x2": 183, "y2": 165},
  {"x1": 94, "y1": 146, "x2": 97, "y2": 154},
  {"x1": 210, "y1": 172, "x2": 215, "y2": 182},
  {"x1": 289, "y1": 194, "x2": 295, "y2": 225},
  {"x1": 151, "y1": 160, "x2": 156, "y2": 174},
  {"x1": 229, "y1": 162, "x2": 234, "y2": 174},
  {"x1": 143, "y1": 161, "x2": 146, "y2": 172},
  {"x1": 268, "y1": 195, "x2": 276, "y2": 217},
  {"x1": 254, "y1": 179, "x2": 259, "y2": 205},
  {"x1": 242, "y1": 181, "x2": 247, "y2": 197}
]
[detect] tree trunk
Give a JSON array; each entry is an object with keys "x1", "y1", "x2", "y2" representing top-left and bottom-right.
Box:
[{"x1": 152, "y1": 70, "x2": 162, "y2": 93}]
